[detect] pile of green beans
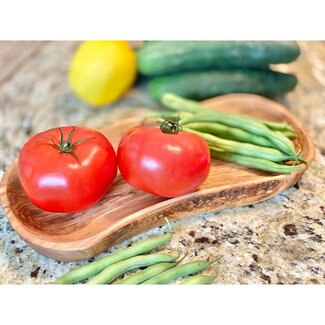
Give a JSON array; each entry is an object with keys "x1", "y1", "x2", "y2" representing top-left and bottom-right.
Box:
[
  {"x1": 158, "y1": 93, "x2": 305, "y2": 174},
  {"x1": 87, "y1": 252, "x2": 179, "y2": 284},
  {"x1": 53, "y1": 231, "x2": 222, "y2": 285},
  {"x1": 183, "y1": 127, "x2": 296, "y2": 162},
  {"x1": 54, "y1": 233, "x2": 172, "y2": 284}
]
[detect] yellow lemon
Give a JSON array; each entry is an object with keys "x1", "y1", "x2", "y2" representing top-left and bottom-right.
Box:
[{"x1": 69, "y1": 41, "x2": 137, "y2": 107}]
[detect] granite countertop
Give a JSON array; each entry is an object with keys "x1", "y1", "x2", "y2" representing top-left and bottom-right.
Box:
[{"x1": 0, "y1": 41, "x2": 324, "y2": 284}]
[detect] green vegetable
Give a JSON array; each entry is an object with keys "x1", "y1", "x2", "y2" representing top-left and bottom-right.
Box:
[
  {"x1": 87, "y1": 253, "x2": 179, "y2": 284},
  {"x1": 142, "y1": 257, "x2": 222, "y2": 284},
  {"x1": 155, "y1": 92, "x2": 296, "y2": 135},
  {"x1": 162, "y1": 93, "x2": 297, "y2": 157},
  {"x1": 149, "y1": 70, "x2": 297, "y2": 100},
  {"x1": 161, "y1": 92, "x2": 293, "y2": 131},
  {"x1": 182, "y1": 114, "x2": 297, "y2": 158},
  {"x1": 249, "y1": 119, "x2": 295, "y2": 133},
  {"x1": 138, "y1": 41, "x2": 300, "y2": 76},
  {"x1": 279, "y1": 130, "x2": 299, "y2": 139},
  {"x1": 183, "y1": 127, "x2": 296, "y2": 162},
  {"x1": 115, "y1": 262, "x2": 177, "y2": 284},
  {"x1": 210, "y1": 148, "x2": 302, "y2": 174},
  {"x1": 179, "y1": 274, "x2": 217, "y2": 285},
  {"x1": 152, "y1": 93, "x2": 305, "y2": 174},
  {"x1": 54, "y1": 233, "x2": 172, "y2": 284},
  {"x1": 145, "y1": 111, "x2": 194, "y2": 121},
  {"x1": 185, "y1": 122, "x2": 275, "y2": 148}
]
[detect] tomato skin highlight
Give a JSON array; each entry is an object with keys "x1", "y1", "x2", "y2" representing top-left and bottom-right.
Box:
[
  {"x1": 18, "y1": 126, "x2": 117, "y2": 213},
  {"x1": 117, "y1": 126, "x2": 211, "y2": 197}
]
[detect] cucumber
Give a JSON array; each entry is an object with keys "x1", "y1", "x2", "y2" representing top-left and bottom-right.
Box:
[
  {"x1": 149, "y1": 70, "x2": 297, "y2": 100},
  {"x1": 137, "y1": 41, "x2": 300, "y2": 76}
]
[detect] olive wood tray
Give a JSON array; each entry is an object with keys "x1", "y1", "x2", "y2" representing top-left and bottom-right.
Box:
[{"x1": 0, "y1": 94, "x2": 315, "y2": 261}]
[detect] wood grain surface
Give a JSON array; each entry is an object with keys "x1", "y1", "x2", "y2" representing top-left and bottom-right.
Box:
[{"x1": 0, "y1": 94, "x2": 315, "y2": 261}]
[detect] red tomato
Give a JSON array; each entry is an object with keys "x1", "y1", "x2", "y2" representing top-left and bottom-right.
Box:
[
  {"x1": 117, "y1": 125, "x2": 210, "y2": 197},
  {"x1": 18, "y1": 126, "x2": 117, "y2": 213}
]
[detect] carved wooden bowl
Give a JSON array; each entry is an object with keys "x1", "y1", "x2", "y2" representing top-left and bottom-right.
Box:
[{"x1": 0, "y1": 94, "x2": 315, "y2": 261}]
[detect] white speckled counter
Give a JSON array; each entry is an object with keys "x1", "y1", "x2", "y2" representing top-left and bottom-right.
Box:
[{"x1": 0, "y1": 41, "x2": 324, "y2": 284}]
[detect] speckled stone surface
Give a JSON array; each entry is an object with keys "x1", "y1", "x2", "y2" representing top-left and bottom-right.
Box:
[{"x1": 0, "y1": 41, "x2": 324, "y2": 284}]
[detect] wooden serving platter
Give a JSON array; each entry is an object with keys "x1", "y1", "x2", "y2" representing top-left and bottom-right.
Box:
[{"x1": 0, "y1": 94, "x2": 315, "y2": 261}]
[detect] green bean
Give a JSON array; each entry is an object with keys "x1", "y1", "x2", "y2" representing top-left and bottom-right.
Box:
[
  {"x1": 182, "y1": 114, "x2": 296, "y2": 157},
  {"x1": 210, "y1": 148, "x2": 302, "y2": 174},
  {"x1": 179, "y1": 274, "x2": 217, "y2": 285},
  {"x1": 162, "y1": 93, "x2": 297, "y2": 157},
  {"x1": 145, "y1": 111, "x2": 193, "y2": 120},
  {"x1": 254, "y1": 119, "x2": 295, "y2": 133},
  {"x1": 183, "y1": 127, "x2": 296, "y2": 162},
  {"x1": 185, "y1": 122, "x2": 275, "y2": 148},
  {"x1": 87, "y1": 252, "x2": 179, "y2": 284},
  {"x1": 54, "y1": 233, "x2": 172, "y2": 284},
  {"x1": 236, "y1": 116, "x2": 295, "y2": 133},
  {"x1": 161, "y1": 93, "x2": 212, "y2": 114},
  {"x1": 141, "y1": 256, "x2": 222, "y2": 285},
  {"x1": 278, "y1": 130, "x2": 299, "y2": 139},
  {"x1": 161, "y1": 93, "x2": 295, "y2": 133},
  {"x1": 115, "y1": 262, "x2": 177, "y2": 284},
  {"x1": 183, "y1": 121, "x2": 297, "y2": 142}
]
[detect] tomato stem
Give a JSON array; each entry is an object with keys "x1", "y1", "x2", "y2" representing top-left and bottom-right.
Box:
[
  {"x1": 159, "y1": 117, "x2": 183, "y2": 135},
  {"x1": 51, "y1": 127, "x2": 95, "y2": 163}
]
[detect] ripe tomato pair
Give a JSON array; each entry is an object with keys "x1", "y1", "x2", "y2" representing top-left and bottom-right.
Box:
[{"x1": 18, "y1": 123, "x2": 210, "y2": 213}]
